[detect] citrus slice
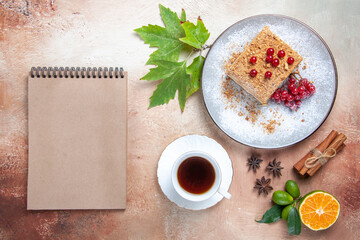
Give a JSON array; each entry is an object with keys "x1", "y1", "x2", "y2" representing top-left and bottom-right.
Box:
[{"x1": 298, "y1": 191, "x2": 340, "y2": 231}]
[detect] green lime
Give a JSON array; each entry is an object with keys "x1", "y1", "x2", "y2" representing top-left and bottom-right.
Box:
[
  {"x1": 285, "y1": 180, "x2": 300, "y2": 198},
  {"x1": 281, "y1": 205, "x2": 295, "y2": 221},
  {"x1": 272, "y1": 190, "x2": 294, "y2": 205}
]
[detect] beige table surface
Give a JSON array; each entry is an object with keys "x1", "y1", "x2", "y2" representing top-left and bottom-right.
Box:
[{"x1": 0, "y1": 0, "x2": 359, "y2": 239}]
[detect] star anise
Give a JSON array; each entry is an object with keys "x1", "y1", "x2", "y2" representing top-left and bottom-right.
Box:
[
  {"x1": 247, "y1": 154, "x2": 263, "y2": 173},
  {"x1": 254, "y1": 176, "x2": 273, "y2": 195},
  {"x1": 266, "y1": 158, "x2": 284, "y2": 177}
]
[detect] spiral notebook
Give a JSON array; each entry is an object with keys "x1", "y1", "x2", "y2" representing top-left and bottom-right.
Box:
[{"x1": 27, "y1": 67, "x2": 127, "y2": 210}]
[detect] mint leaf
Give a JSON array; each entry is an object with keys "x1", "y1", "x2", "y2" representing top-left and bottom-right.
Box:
[
  {"x1": 256, "y1": 204, "x2": 285, "y2": 223},
  {"x1": 287, "y1": 207, "x2": 302, "y2": 235},
  {"x1": 143, "y1": 60, "x2": 191, "y2": 111},
  {"x1": 186, "y1": 55, "x2": 205, "y2": 98},
  {"x1": 180, "y1": 18, "x2": 210, "y2": 49},
  {"x1": 134, "y1": 4, "x2": 185, "y2": 64}
]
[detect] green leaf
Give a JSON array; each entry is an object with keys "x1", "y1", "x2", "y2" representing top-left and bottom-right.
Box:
[
  {"x1": 142, "y1": 59, "x2": 179, "y2": 81},
  {"x1": 287, "y1": 207, "x2": 302, "y2": 235},
  {"x1": 143, "y1": 60, "x2": 191, "y2": 111},
  {"x1": 134, "y1": 5, "x2": 210, "y2": 111},
  {"x1": 179, "y1": 18, "x2": 210, "y2": 49},
  {"x1": 256, "y1": 204, "x2": 285, "y2": 223},
  {"x1": 134, "y1": 4, "x2": 185, "y2": 64},
  {"x1": 186, "y1": 55, "x2": 205, "y2": 98},
  {"x1": 180, "y1": 8, "x2": 186, "y2": 22},
  {"x1": 159, "y1": 4, "x2": 184, "y2": 38}
]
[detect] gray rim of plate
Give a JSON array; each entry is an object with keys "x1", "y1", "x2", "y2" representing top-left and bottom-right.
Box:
[{"x1": 201, "y1": 14, "x2": 338, "y2": 149}]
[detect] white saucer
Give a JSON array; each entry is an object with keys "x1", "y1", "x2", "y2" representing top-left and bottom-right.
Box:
[{"x1": 157, "y1": 135, "x2": 233, "y2": 210}]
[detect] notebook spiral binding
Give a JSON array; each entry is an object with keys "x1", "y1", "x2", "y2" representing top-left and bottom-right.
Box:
[{"x1": 30, "y1": 67, "x2": 125, "y2": 79}]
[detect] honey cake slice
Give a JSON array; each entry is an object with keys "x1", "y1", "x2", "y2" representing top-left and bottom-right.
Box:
[{"x1": 225, "y1": 26, "x2": 302, "y2": 105}]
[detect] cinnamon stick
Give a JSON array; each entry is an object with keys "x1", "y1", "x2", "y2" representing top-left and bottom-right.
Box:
[
  {"x1": 298, "y1": 130, "x2": 339, "y2": 175},
  {"x1": 293, "y1": 130, "x2": 338, "y2": 173},
  {"x1": 307, "y1": 143, "x2": 346, "y2": 176}
]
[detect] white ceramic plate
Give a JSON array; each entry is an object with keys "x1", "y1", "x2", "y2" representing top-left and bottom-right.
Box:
[
  {"x1": 202, "y1": 15, "x2": 337, "y2": 149},
  {"x1": 157, "y1": 135, "x2": 233, "y2": 210}
]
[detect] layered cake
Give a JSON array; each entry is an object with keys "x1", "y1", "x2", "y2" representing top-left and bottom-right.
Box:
[{"x1": 225, "y1": 26, "x2": 302, "y2": 105}]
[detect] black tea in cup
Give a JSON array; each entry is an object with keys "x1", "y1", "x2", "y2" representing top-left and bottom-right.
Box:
[{"x1": 177, "y1": 156, "x2": 216, "y2": 194}]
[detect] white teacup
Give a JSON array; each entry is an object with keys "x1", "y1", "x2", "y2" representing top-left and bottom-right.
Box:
[{"x1": 172, "y1": 151, "x2": 231, "y2": 202}]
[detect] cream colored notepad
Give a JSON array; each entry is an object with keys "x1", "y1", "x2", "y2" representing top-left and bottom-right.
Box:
[{"x1": 27, "y1": 67, "x2": 127, "y2": 210}]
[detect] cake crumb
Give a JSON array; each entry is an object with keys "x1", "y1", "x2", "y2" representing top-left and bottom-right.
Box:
[
  {"x1": 261, "y1": 119, "x2": 281, "y2": 134},
  {"x1": 221, "y1": 74, "x2": 287, "y2": 133}
]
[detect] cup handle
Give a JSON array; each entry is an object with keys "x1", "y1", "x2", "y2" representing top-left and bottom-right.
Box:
[{"x1": 218, "y1": 187, "x2": 231, "y2": 199}]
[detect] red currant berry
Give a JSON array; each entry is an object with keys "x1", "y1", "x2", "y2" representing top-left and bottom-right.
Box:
[
  {"x1": 275, "y1": 88, "x2": 281, "y2": 94},
  {"x1": 250, "y1": 69, "x2": 257, "y2": 77},
  {"x1": 278, "y1": 50, "x2": 285, "y2": 58},
  {"x1": 288, "y1": 83, "x2": 296, "y2": 91},
  {"x1": 291, "y1": 88, "x2": 299, "y2": 95},
  {"x1": 299, "y1": 92, "x2": 307, "y2": 100},
  {"x1": 305, "y1": 83, "x2": 313, "y2": 91},
  {"x1": 294, "y1": 95, "x2": 300, "y2": 101},
  {"x1": 280, "y1": 96, "x2": 287, "y2": 102},
  {"x1": 265, "y1": 71, "x2": 272, "y2": 79},
  {"x1": 287, "y1": 94, "x2": 294, "y2": 102},
  {"x1": 281, "y1": 90, "x2": 288, "y2": 97},
  {"x1": 267, "y1": 48, "x2": 274, "y2": 55},
  {"x1": 284, "y1": 100, "x2": 291, "y2": 107},
  {"x1": 250, "y1": 56, "x2": 257, "y2": 64},
  {"x1": 288, "y1": 78, "x2": 296, "y2": 84},
  {"x1": 266, "y1": 55, "x2": 273, "y2": 63},
  {"x1": 298, "y1": 85, "x2": 305, "y2": 93},
  {"x1": 300, "y1": 78, "x2": 309, "y2": 86},
  {"x1": 308, "y1": 85, "x2": 316, "y2": 94},
  {"x1": 295, "y1": 100, "x2": 302, "y2": 106},
  {"x1": 289, "y1": 101, "x2": 297, "y2": 110},
  {"x1": 275, "y1": 98, "x2": 281, "y2": 103},
  {"x1": 272, "y1": 58, "x2": 280, "y2": 67},
  {"x1": 272, "y1": 92, "x2": 280, "y2": 100},
  {"x1": 287, "y1": 57, "x2": 295, "y2": 64}
]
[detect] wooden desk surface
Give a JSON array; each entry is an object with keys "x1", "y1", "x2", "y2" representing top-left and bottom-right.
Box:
[{"x1": 0, "y1": 0, "x2": 359, "y2": 239}]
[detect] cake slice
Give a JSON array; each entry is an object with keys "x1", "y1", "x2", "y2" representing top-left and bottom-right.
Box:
[{"x1": 225, "y1": 26, "x2": 302, "y2": 105}]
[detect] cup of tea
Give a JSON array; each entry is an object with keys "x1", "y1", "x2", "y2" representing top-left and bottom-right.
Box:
[{"x1": 171, "y1": 151, "x2": 231, "y2": 202}]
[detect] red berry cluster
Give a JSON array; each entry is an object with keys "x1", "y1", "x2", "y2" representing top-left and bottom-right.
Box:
[
  {"x1": 270, "y1": 77, "x2": 316, "y2": 110},
  {"x1": 267, "y1": 48, "x2": 281, "y2": 67},
  {"x1": 249, "y1": 48, "x2": 296, "y2": 79}
]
